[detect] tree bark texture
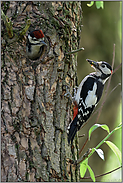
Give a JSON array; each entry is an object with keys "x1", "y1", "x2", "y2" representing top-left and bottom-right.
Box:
[{"x1": 1, "y1": 1, "x2": 82, "y2": 182}]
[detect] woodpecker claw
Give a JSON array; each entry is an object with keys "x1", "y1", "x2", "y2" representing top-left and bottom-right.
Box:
[
  {"x1": 64, "y1": 85, "x2": 78, "y2": 105},
  {"x1": 64, "y1": 87, "x2": 73, "y2": 100}
]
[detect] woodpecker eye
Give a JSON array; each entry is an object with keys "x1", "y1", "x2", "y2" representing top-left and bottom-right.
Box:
[{"x1": 101, "y1": 64, "x2": 105, "y2": 68}]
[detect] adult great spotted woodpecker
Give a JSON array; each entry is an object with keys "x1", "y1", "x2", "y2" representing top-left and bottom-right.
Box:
[
  {"x1": 26, "y1": 29, "x2": 47, "y2": 60},
  {"x1": 67, "y1": 59, "x2": 113, "y2": 144}
]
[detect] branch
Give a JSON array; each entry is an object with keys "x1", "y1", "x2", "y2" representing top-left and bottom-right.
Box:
[
  {"x1": 113, "y1": 63, "x2": 122, "y2": 74},
  {"x1": 66, "y1": 47, "x2": 84, "y2": 55},
  {"x1": 79, "y1": 137, "x2": 88, "y2": 155},
  {"x1": 18, "y1": 19, "x2": 31, "y2": 40},
  {"x1": 80, "y1": 166, "x2": 122, "y2": 180}
]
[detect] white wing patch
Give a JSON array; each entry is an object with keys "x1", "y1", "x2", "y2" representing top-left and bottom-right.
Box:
[{"x1": 85, "y1": 82, "x2": 97, "y2": 107}]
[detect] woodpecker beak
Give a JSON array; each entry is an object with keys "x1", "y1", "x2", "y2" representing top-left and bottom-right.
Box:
[
  {"x1": 86, "y1": 59, "x2": 99, "y2": 69},
  {"x1": 40, "y1": 40, "x2": 47, "y2": 46}
]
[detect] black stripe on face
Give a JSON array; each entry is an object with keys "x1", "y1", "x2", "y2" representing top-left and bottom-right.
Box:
[{"x1": 101, "y1": 61, "x2": 112, "y2": 72}]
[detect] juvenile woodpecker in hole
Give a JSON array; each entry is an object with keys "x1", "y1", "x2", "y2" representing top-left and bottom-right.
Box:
[
  {"x1": 26, "y1": 29, "x2": 47, "y2": 60},
  {"x1": 67, "y1": 59, "x2": 113, "y2": 144}
]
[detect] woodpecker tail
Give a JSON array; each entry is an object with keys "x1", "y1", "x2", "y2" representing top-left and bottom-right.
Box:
[{"x1": 67, "y1": 115, "x2": 79, "y2": 144}]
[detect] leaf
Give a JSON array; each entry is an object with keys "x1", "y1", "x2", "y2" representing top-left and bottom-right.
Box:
[
  {"x1": 89, "y1": 124, "x2": 110, "y2": 140},
  {"x1": 89, "y1": 124, "x2": 100, "y2": 140},
  {"x1": 80, "y1": 159, "x2": 88, "y2": 178},
  {"x1": 87, "y1": 1, "x2": 94, "y2": 7},
  {"x1": 105, "y1": 141, "x2": 122, "y2": 165},
  {"x1": 94, "y1": 148, "x2": 105, "y2": 160},
  {"x1": 96, "y1": 1, "x2": 104, "y2": 9},
  {"x1": 100, "y1": 124, "x2": 110, "y2": 133},
  {"x1": 87, "y1": 164, "x2": 95, "y2": 182}
]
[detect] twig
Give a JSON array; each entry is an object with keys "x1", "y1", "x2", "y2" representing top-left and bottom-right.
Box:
[
  {"x1": 113, "y1": 63, "x2": 122, "y2": 74},
  {"x1": 78, "y1": 134, "x2": 85, "y2": 138},
  {"x1": 107, "y1": 83, "x2": 121, "y2": 98},
  {"x1": 66, "y1": 47, "x2": 84, "y2": 55},
  {"x1": 18, "y1": 19, "x2": 31, "y2": 40},
  {"x1": 77, "y1": 148, "x2": 92, "y2": 165},
  {"x1": 1, "y1": 10, "x2": 13, "y2": 38},
  {"x1": 80, "y1": 166, "x2": 122, "y2": 180},
  {"x1": 79, "y1": 137, "x2": 88, "y2": 155}
]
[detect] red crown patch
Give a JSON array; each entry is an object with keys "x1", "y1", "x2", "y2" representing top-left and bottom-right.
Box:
[{"x1": 33, "y1": 30, "x2": 44, "y2": 39}]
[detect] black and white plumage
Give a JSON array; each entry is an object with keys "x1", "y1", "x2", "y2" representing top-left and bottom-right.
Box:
[
  {"x1": 26, "y1": 29, "x2": 47, "y2": 60},
  {"x1": 67, "y1": 59, "x2": 113, "y2": 144}
]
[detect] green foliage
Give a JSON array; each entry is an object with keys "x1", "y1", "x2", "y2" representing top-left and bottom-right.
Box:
[
  {"x1": 80, "y1": 157, "x2": 96, "y2": 181},
  {"x1": 89, "y1": 124, "x2": 110, "y2": 140},
  {"x1": 87, "y1": 1, "x2": 94, "y2": 7},
  {"x1": 87, "y1": 164, "x2": 95, "y2": 182},
  {"x1": 105, "y1": 141, "x2": 122, "y2": 165},
  {"x1": 87, "y1": 1, "x2": 104, "y2": 9},
  {"x1": 80, "y1": 123, "x2": 122, "y2": 181},
  {"x1": 80, "y1": 158, "x2": 88, "y2": 178},
  {"x1": 101, "y1": 102, "x2": 122, "y2": 181},
  {"x1": 95, "y1": 1, "x2": 104, "y2": 9}
]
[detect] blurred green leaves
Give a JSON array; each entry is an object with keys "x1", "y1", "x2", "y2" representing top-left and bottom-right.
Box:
[
  {"x1": 87, "y1": 1, "x2": 104, "y2": 9},
  {"x1": 87, "y1": 1, "x2": 94, "y2": 7},
  {"x1": 95, "y1": 1, "x2": 104, "y2": 9}
]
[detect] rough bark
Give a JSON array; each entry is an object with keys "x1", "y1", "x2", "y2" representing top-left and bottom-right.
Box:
[{"x1": 1, "y1": 1, "x2": 82, "y2": 182}]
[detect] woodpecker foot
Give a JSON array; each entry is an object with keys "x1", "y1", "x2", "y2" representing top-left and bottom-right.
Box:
[
  {"x1": 64, "y1": 85, "x2": 78, "y2": 104},
  {"x1": 64, "y1": 85, "x2": 72, "y2": 98}
]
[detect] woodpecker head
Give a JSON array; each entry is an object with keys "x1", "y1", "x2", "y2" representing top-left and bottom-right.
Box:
[
  {"x1": 27, "y1": 29, "x2": 47, "y2": 46},
  {"x1": 26, "y1": 29, "x2": 47, "y2": 60},
  {"x1": 86, "y1": 59, "x2": 113, "y2": 83}
]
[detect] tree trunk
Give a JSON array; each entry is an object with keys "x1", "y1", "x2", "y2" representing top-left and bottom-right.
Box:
[{"x1": 1, "y1": 1, "x2": 82, "y2": 182}]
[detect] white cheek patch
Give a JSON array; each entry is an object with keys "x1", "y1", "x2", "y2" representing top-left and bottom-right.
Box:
[{"x1": 101, "y1": 67, "x2": 111, "y2": 75}]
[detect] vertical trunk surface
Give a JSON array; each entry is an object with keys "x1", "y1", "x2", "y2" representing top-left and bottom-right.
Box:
[{"x1": 1, "y1": 1, "x2": 82, "y2": 182}]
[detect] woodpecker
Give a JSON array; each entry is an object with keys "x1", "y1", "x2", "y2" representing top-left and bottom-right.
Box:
[
  {"x1": 26, "y1": 29, "x2": 47, "y2": 60},
  {"x1": 67, "y1": 59, "x2": 113, "y2": 144}
]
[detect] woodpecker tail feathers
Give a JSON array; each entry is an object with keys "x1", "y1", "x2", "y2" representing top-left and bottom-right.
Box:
[{"x1": 67, "y1": 115, "x2": 83, "y2": 144}]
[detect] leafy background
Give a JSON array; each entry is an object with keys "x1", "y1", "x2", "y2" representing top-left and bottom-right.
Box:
[{"x1": 77, "y1": 1, "x2": 122, "y2": 182}]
